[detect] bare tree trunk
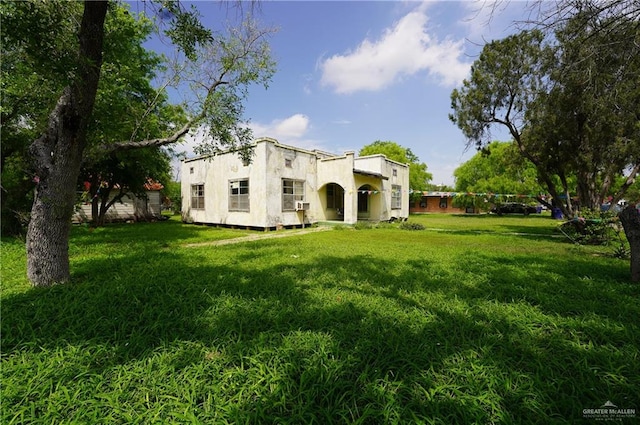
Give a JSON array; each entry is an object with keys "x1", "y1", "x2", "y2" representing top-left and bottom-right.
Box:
[
  {"x1": 91, "y1": 196, "x2": 100, "y2": 226},
  {"x1": 619, "y1": 205, "x2": 640, "y2": 283},
  {"x1": 26, "y1": 99, "x2": 81, "y2": 284},
  {"x1": 98, "y1": 191, "x2": 111, "y2": 227},
  {"x1": 26, "y1": 1, "x2": 107, "y2": 286}
]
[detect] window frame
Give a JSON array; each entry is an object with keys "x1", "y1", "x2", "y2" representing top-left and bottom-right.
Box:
[
  {"x1": 391, "y1": 185, "x2": 402, "y2": 209},
  {"x1": 229, "y1": 178, "x2": 250, "y2": 212},
  {"x1": 282, "y1": 179, "x2": 305, "y2": 211},
  {"x1": 191, "y1": 184, "x2": 205, "y2": 209}
]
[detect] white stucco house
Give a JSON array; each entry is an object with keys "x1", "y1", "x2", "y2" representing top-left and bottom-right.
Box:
[{"x1": 181, "y1": 137, "x2": 410, "y2": 229}]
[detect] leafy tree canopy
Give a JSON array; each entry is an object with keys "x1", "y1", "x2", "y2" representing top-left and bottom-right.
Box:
[
  {"x1": 1, "y1": 0, "x2": 277, "y2": 286},
  {"x1": 450, "y1": 9, "x2": 639, "y2": 216},
  {"x1": 454, "y1": 141, "x2": 543, "y2": 196},
  {"x1": 1, "y1": 1, "x2": 186, "y2": 230},
  {"x1": 359, "y1": 141, "x2": 432, "y2": 193}
]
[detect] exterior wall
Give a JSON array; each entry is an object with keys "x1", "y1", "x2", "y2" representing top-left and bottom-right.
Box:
[
  {"x1": 410, "y1": 196, "x2": 468, "y2": 214},
  {"x1": 143, "y1": 191, "x2": 163, "y2": 217},
  {"x1": 181, "y1": 138, "x2": 410, "y2": 228},
  {"x1": 262, "y1": 141, "x2": 319, "y2": 227},
  {"x1": 182, "y1": 143, "x2": 267, "y2": 227},
  {"x1": 353, "y1": 155, "x2": 410, "y2": 221},
  {"x1": 317, "y1": 153, "x2": 409, "y2": 224},
  {"x1": 182, "y1": 139, "x2": 324, "y2": 228}
]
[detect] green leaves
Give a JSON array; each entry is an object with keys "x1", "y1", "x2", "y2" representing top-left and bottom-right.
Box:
[
  {"x1": 449, "y1": 30, "x2": 548, "y2": 150},
  {"x1": 450, "y1": 7, "x2": 640, "y2": 214},
  {"x1": 359, "y1": 141, "x2": 433, "y2": 193},
  {"x1": 454, "y1": 141, "x2": 543, "y2": 196},
  {"x1": 159, "y1": 1, "x2": 213, "y2": 61}
]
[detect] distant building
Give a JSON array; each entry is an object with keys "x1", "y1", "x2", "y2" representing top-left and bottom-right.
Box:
[
  {"x1": 181, "y1": 137, "x2": 410, "y2": 228},
  {"x1": 410, "y1": 192, "x2": 475, "y2": 214},
  {"x1": 74, "y1": 180, "x2": 164, "y2": 223}
]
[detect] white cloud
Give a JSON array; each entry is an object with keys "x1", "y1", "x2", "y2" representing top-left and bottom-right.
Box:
[
  {"x1": 250, "y1": 113, "x2": 311, "y2": 139},
  {"x1": 320, "y1": 6, "x2": 470, "y2": 94},
  {"x1": 249, "y1": 113, "x2": 331, "y2": 152}
]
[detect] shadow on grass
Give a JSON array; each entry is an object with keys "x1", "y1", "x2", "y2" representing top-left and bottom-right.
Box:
[
  {"x1": 2, "y1": 236, "x2": 638, "y2": 423},
  {"x1": 68, "y1": 217, "x2": 247, "y2": 248},
  {"x1": 412, "y1": 214, "x2": 568, "y2": 242}
]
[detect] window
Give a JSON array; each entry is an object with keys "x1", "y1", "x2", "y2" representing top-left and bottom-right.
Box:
[
  {"x1": 189, "y1": 167, "x2": 194, "y2": 174},
  {"x1": 393, "y1": 168, "x2": 397, "y2": 177},
  {"x1": 439, "y1": 197, "x2": 448, "y2": 209},
  {"x1": 191, "y1": 184, "x2": 204, "y2": 209},
  {"x1": 285, "y1": 158, "x2": 292, "y2": 168},
  {"x1": 391, "y1": 185, "x2": 402, "y2": 209},
  {"x1": 229, "y1": 179, "x2": 249, "y2": 211},
  {"x1": 282, "y1": 179, "x2": 304, "y2": 211}
]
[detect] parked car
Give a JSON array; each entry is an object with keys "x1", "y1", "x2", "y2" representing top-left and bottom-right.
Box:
[{"x1": 490, "y1": 202, "x2": 538, "y2": 215}]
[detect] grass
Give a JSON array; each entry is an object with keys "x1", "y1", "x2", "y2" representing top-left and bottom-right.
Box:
[{"x1": 2, "y1": 214, "x2": 638, "y2": 424}]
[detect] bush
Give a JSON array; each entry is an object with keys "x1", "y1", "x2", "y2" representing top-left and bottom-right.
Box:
[
  {"x1": 399, "y1": 221, "x2": 425, "y2": 231},
  {"x1": 354, "y1": 221, "x2": 374, "y2": 230},
  {"x1": 559, "y1": 209, "x2": 622, "y2": 246}
]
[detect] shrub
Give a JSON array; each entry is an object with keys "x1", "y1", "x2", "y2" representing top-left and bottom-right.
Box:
[
  {"x1": 399, "y1": 221, "x2": 425, "y2": 231},
  {"x1": 558, "y1": 210, "x2": 629, "y2": 260},
  {"x1": 354, "y1": 221, "x2": 374, "y2": 230}
]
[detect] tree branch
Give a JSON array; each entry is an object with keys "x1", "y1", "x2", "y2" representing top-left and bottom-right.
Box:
[
  {"x1": 105, "y1": 117, "x2": 197, "y2": 152},
  {"x1": 611, "y1": 162, "x2": 640, "y2": 206}
]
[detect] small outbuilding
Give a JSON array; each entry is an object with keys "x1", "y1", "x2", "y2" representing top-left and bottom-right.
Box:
[{"x1": 74, "y1": 182, "x2": 164, "y2": 224}]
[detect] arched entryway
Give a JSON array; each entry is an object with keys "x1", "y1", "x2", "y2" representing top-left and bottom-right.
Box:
[{"x1": 325, "y1": 182, "x2": 345, "y2": 221}]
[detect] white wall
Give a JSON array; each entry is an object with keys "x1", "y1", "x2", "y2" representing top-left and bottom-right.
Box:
[
  {"x1": 181, "y1": 138, "x2": 410, "y2": 228},
  {"x1": 182, "y1": 139, "x2": 322, "y2": 227}
]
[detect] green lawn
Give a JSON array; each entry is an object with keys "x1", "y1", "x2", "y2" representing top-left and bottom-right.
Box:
[{"x1": 2, "y1": 215, "x2": 638, "y2": 424}]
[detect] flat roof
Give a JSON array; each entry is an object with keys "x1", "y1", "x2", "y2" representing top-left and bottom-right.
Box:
[{"x1": 353, "y1": 169, "x2": 389, "y2": 180}]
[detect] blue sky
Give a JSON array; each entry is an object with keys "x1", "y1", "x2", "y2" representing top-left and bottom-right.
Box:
[{"x1": 143, "y1": 1, "x2": 531, "y2": 185}]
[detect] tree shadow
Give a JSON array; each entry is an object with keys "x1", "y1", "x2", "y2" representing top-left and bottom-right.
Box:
[{"x1": 2, "y1": 234, "x2": 638, "y2": 423}]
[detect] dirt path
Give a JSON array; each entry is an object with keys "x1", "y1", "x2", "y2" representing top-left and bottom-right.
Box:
[{"x1": 183, "y1": 226, "x2": 331, "y2": 248}]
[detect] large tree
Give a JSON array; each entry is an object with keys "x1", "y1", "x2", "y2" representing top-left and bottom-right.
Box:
[
  {"x1": 449, "y1": 30, "x2": 570, "y2": 212},
  {"x1": 450, "y1": 18, "x2": 639, "y2": 216},
  {"x1": 1, "y1": 0, "x2": 275, "y2": 286},
  {"x1": 359, "y1": 140, "x2": 433, "y2": 197},
  {"x1": 451, "y1": 3, "x2": 640, "y2": 281},
  {"x1": 2, "y1": 2, "x2": 179, "y2": 231},
  {"x1": 454, "y1": 141, "x2": 543, "y2": 196}
]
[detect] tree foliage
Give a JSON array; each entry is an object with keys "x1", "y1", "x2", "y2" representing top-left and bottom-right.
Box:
[
  {"x1": 454, "y1": 0, "x2": 640, "y2": 282},
  {"x1": 1, "y1": 2, "x2": 184, "y2": 231},
  {"x1": 359, "y1": 140, "x2": 432, "y2": 197},
  {"x1": 1, "y1": 0, "x2": 276, "y2": 286},
  {"x1": 454, "y1": 141, "x2": 543, "y2": 196},
  {"x1": 450, "y1": 9, "x2": 640, "y2": 217},
  {"x1": 80, "y1": 148, "x2": 172, "y2": 226},
  {"x1": 527, "y1": 8, "x2": 640, "y2": 210}
]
